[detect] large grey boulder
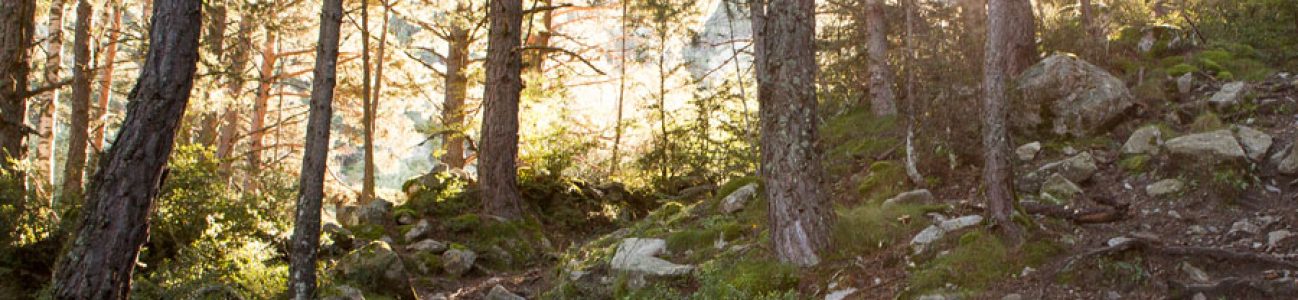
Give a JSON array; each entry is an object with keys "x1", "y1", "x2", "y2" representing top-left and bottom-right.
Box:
[
  {"x1": 1040, "y1": 174, "x2": 1084, "y2": 205},
  {"x1": 486, "y1": 285, "x2": 526, "y2": 300},
  {"x1": 1019, "y1": 152, "x2": 1099, "y2": 192},
  {"x1": 1233, "y1": 126, "x2": 1272, "y2": 162},
  {"x1": 404, "y1": 219, "x2": 433, "y2": 242},
  {"x1": 910, "y1": 215, "x2": 984, "y2": 253},
  {"x1": 1013, "y1": 54, "x2": 1135, "y2": 137},
  {"x1": 719, "y1": 183, "x2": 758, "y2": 214},
  {"x1": 1121, "y1": 126, "x2": 1163, "y2": 156},
  {"x1": 442, "y1": 248, "x2": 478, "y2": 276},
  {"x1": 333, "y1": 241, "x2": 408, "y2": 292},
  {"x1": 1208, "y1": 82, "x2": 1248, "y2": 110},
  {"x1": 882, "y1": 189, "x2": 936, "y2": 208},
  {"x1": 610, "y1": 238, "x2": 694, "y2": 276},
  {"x1": 1145, "y1": 179, "x2": 1185, "y2": 198},
  {"x1": 1164, "y1": 130, "x2": 1246, "y2": 162},
  {"x1": 359, "y1": 199, "x2": 394, "y2": 225}
]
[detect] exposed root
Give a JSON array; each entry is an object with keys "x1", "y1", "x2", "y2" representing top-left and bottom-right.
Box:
[{"x1": 1022, "y1": 202, "x2": 1123, "y2": 224}]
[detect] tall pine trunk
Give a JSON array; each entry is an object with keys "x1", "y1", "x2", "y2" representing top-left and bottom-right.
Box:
[
  {"x1": 52, "y1": 0, "x2": 202, "y2": 296},
  {"x1": 93, "y1": 1, "x2": 122, "y2": 152},
  {"x1": 359, "y1": 0, "x2": 375, "y2": 203},
  {"x1": 215, "y1": 17, "x2": 253, "y2": 171},
  {"x1": 248, "y1": 30, "x2": 278, "y2": 189},
  {"x1": 62, "y1": 0, "x2": 94, "y2": 201},
  {"x1": 364, "y1": 0, "x2": 391, "y2": 200},
  {"x1": 0, "y1": 0, "x2": 37, "y2": 238},
  {"x1": 481, "y1": 0, "x2": 526, "y2": 220},
  {"x1": 1004, "y1": 0, "x2": 1037, "y2": 76},
  {"x1": 288, "y1": 0, "x2": 342, "y2": 297},
  {"x1": 754, "y1": 0, "x2": 833, "y2": 267},
  {"x1": 42, "y1": 0, "x2": 66, "y2": 189},
  {"x1": 610, "y1": 0, "x2": 628, "y2": 177},
  {"x1": 865, "y1": 0, "x2": 897, "y2": 116},
  {"x1": 442, "y1": 25, "x2": 470, "y2": 170},
  {"x1": 982, "y1": 0, "x2": 1027, "y2": 243}
]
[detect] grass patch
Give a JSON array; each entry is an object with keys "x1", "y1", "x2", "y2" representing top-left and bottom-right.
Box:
[
  {"x1": 1118, "y1": 154, "x2": 1153, "y2": 173},
  {"x1": 907, "y1": 231, "x2": 1062, "y2": 296},
  {"x1": 831, "y1": 203, "x2": 943, "y2": 259},
  {"x1": 857, "y1": 161, "x2": 908, "y2": 204},
  {"x1": 1189, "y1": 112, "x2": 1225, "y2": 132},
  {"x1": 823, "y1": 109, "x2": 900, "y2": 177}
]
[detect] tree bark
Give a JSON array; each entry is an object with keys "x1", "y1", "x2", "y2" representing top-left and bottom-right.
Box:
[
  {"x1": 364, "y1": 0, "x2": 391, "y2": 201},
  {"x1": 62, "y1": 0, "x2": 94, "y2": 201},
  {"x1": 1003, "y1": 0, "x2": 1036, "y2": 76},
  {"x1": 0, "y1": 0, "x2": 36, "y2": 177},
  {"x1": 52, "y1": 0, "x2": 202, "y2": 297},
  {"x1": 480, "y1": 0, "x2": 526, "y2": 220},
  {"x1": 288, "y1": 0, "x2": 342, "y2": 297},
  {"x1": 359, "y1": 0, "x2": 374, "y2": 203},
  {"x1": 42, "y1": 0, "x2": 66, "y2": 189},
  {"x1": 609, "y1": 0, "x2": 628, "y2": 177},
  {"x1": 442, "y1": 25, "x2": 470, "y2": 170},
  {"x1": 865, "y1": 0, "x2": 897, "y2": 116},
  {"x1": 215, "y1": 16, "x2": 253, "y2": 171},
  {"x1": 248, "y1": 29, "x2": 278, "y2": 188},
  {"x1": 754, "y1": 0, "x2": 833, "y2": 267},
  {"x1": 1079, "y1": 0, "x2": 1098, "y2": 60},
  {"x1": 93, "y1": 1, "x2": 123, "y2": 152},
  {"x1": 982, "y1": 0, "x2": 1026, "y2": 243},
  {"x1": 902, "y1": 0, "x2": 924, "y2": 186}
]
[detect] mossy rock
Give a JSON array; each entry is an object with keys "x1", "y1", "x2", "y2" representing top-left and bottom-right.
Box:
[{"x1": 1119, "y1": 154, "x2": 1153, "y2": 173}]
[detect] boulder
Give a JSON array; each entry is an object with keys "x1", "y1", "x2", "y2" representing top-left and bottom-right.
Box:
[
  {"x1": 1177, "y1": 73, "x2": 1194, "y2": 94},
  {"x1": 1233, "y1": 126, "x2": 1272, "y2": 161},
  {"x1": 1019, "y1": 152, "x2": 1099, "y2": 192},
  {"x1": 1278, "y1": 145, "x2": 1298, "y2": 175},
  {"x1": 1208, "y1": 82, "x2": 1247, "y2": 110},
  {"x1": 1145, "y1": 179, "x2": 1185, "y2": 198},
  {"x1": 1040, "y1": 174, "x2": 1084, "y2": 205},
  {"x1": 359, "y1": 199, "x2": 394, "y2": 225},
  {"x1": 882, "y1": 189, "x2": 936, "y2": 207},
  {"x1": 442, "y1": 248, "x2": 477, "y2": 276},
  {"x1": 1012, "y1": 54, "x2": 1135, "y2": 137},
  {"x1": 720, "y1": 183, "x2": 758, "y2": 214},
  {"x1": 1016, "y1": 142, "x2": 1042, "y2": 161},
  {"x1": 333, "y1": 241, "x2": 408, "y2": 292},
  {"x1": 1121, "y1": 126, "x2": 1163, "y2": 156},
  {"x1": 323, "y1": 285, "x2": 366, "y2": 300},
  {"x1": 1164, "y1": 130, "x2": 1246, "y2": 162},
  {"x1": 610, "y1": 238, "x2": 694, "y2": 276},
  {"x1": 407, "y1": 239, "x2": 448, "y2": 254},
  {"x1": 910, "y1": 215, "x2": 984, "y2": 253},
  {"x1": 405, "y1": 219, "x2": 433, "y2": 242},
  {"x1": 486, "y1": 285, "x2": 526, "y2": 300}
]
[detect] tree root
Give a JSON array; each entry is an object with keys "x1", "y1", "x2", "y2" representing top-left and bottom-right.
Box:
[
  {"x1": 1022, "y1": 202, "x2": 1123, "y2": 224},
  {"x1": 1168, "y1": 277, "x2": 1298, "y2": 299},
  {"x1": 1060, "y1": 237, "x2": 1298, "y2": 278}
]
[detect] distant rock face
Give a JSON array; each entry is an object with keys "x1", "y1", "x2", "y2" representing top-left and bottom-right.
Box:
[
  {"x1": 1013, "y1": 54, "x2": 1135, "y2": 137},
  {"x1": 610, "y1": 238, "x2": 694, "y2": 276},
  {"x1": 1122, "y1": 126, "x2": 1163, "y2": 156},
  {"x1": 720, "y1": 183, "x2": 758, "y2": 214},
  {"x1": 1145, "y1": 179, "x2": 1185, "y2": 198},
  {"x1": 1233, "y1": 126, "x2": 1272, "y2": 162},
  {"x1": 442, "y1": 248, "x2": 477, "y2": 276},
  {"x1": 1208, "y1": 82, "x2": 1248, "y2": 110},
  {"x1": 1164, "y1": 130, "x2": 1246, "y2": 162}
]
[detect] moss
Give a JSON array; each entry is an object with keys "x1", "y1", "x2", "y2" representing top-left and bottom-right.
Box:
[
  {"x1": 857, "y1": 161, "x2": 907, "y2": 204},
  {"x1": 831, "y1": 203, "x2": 942, "y2": 258},
  {"x1": 1189, "y1": 112, "x2": 1225, "y2": 132},
  {"x1": 1118, "y1": 154, "x2": 1153, "y2": 173},
  {"x1": 715, "y1": 176, "x2": 760, "y2": 202},
  {"x1": 908, "y1": 230, "x2": 1015, "y2": 296},
  {"x1": 1166, "y1": 63, "x2": 1199, "y2": 77},
  {"x1": 694, "y1": 253, "x2": 800, "y2": 299},
  {"x1": 445, "y1": 213, "x2": 481, "y2": 232},
  {"x1": 823, "y1": 109, "x2": 900, "y2": 176},
  {"x1": 347, "y1": 224, "x2": 386, "y2": 241},
  {"x1": 665, "y1": 217, "x2": 746, "y2": 254},
  {"x1": 1215, "y1": 71, "x2": 1235, "y2": 81}
]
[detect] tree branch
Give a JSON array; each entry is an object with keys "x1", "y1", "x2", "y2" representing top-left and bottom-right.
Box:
[
  {"x1": 519, "y1": 46, "x2": 606, "y2": 75},
  {"x1": 21, "y1": 78, "x2": 74, "y2": 99}
]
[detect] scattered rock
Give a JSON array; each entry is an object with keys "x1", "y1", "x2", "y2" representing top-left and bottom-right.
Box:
[
  {"x1": 825, "y1": 288, "x2": 859, "y2": 300},
  {"x1": 324, "y1": 285, "x2": 366, "y2": 300},
  {"x1": 911, "y1": 215, "x2": 984, "y2": 253},
  {"x1": 1107, "y1": 236, "x2": 1135, "y2": 247},
  {"x1": 1145, "y1": 179, "x2": 1185, "y2": 198},
  {"x1": 1191, "y1": 293, "x2": 1207, "y2": 300},
  {"x1": 1268, "y1": 230, "x2": 1293, "y2": 248},
  {"x1": 1002, "y1": 293, "x2": 1024, "y2": 300},
  {"x1": 407, "y1": 239, "x2": 448, "y2": 254},
  {"x1": 397, "y1": 213, "x2": 416, "y2": 225},
  {"x1": 333, "y1": 241, "x2": 408, "y2": 292},
  {"x1": 1177, "y1": 73, "x2": 1194, "y2": 94},
  {"x1": 1016, "y1": 142, "x2": 1042, "y2": 161},
  {"x1": 1278, "y1": 146, "x2": 1298, "y2": 175},
  {"x1": 1020, "y1": 152, "x2": 1099, "y2": 192},
  {"x1": 883, "y1": 189, "x2": 936, "y2": 207},
  {"x1": 720, "y1": 183, "x2": 758, "y2": 214},
  {"x1": 1122, "y1": 126, "x2": 1163, "y2": 156},
  {"x1": 442, "y1": 248, "x2": 478, "y2": 276},
  {"x1": 1012, "y1": 54, "x2": 1135, "y2": 137},
  {"x1": 610, "y1": 238, "x2": 694, "y2": 276},
  {"x1": 486, "y1": 285, "x2": 526, "y2": 300},
  {"x1": 1164, "y1": 130, "x2": 1247, "y2": 162},
  {"x1": 1208, "y1": 82, "x2": 1248, "y2": 110},
  {"x1": 1233, "y1": 126, "x2": 1273, "y2": 162},
  {"x1": 359, "y1": 199, "x2": 394, "y2": 225},
  {"x1": 405, "y1": 219, "x2": 433, "y2": 242},
  {"x1": 1229, "y1": 219, "x2": 1261, "y2": 236},
  {"x1": 1180, "y1": 262, "x2": 1212, "y2": 283},
  {"x1": 1040, "y1": 173, "x2": 1084, "y2": 205}
]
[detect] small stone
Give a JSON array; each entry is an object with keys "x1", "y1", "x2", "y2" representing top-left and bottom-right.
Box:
[
  {"x1": 1189, "y1": 225, "x2": 1207, "y2": 235},
  {"x1": 405, "y1": 219, "x2": 433, "y2": 242},
  {"x1": 1016, "y1": 142, "x2": 1042, "y2": 161},
  {"x1": 1002, "y1": 293, "x2": 1024, "y2": 300},
  {"x1": 1180, "y1": 262, "x2": 1212, "y2": 283},
  {"x1": 407, "y1": 239, "x2": 448, "y2": 253},
  {"x1": 1168, "y1": 210, "x2": 1183, "y2": 219},
  {"x1": 1063, "y1": 146, "x2": 1079, "y2": 156},
  {"x1": 1209, "y1": 82, "x2": 1248, "y2": 109},
  {"x1": 442, "y1": 248, "x2": 478, "y2": 276},
  {"x1": 1165, "y1": 130, "x2": 1247, "y2": 162},
  {"x1": 825, "y1": 288, "x2": 859, "y2": 300},
  {"x1": 720, "y1": 183, "x2": 759, "y2": 214},
  {"x1": 1040, "y1": 174, "x2": 1084, "y2": 205},
  {"x1": 1192, "y1": 293, "x2": 1207, "y2": 300},
  {"x1": 1229, "y1": 219, "x2": 1261, "y2": 235},
  {"x1": 1268, "y1": 230, "x2": 1293, "y2": 248},
  {"x1": 1177, "y1": 73, "x2": 1194, "y2": 94},
  {"x1": 485, "y1": 285, "x2": 525, "y2": 300},
  {"x1": 1106, "y1": 291, "x2": 1122, "y2": 300},
  {"x1": 883, "y1": 189, "x2": 936, "y2": 208},
  {"x1": 1107, "y1": 237, "x2": 1135, "y2": 247},
  {"x1": 1145, "y1": 179, "x2": 1185, "y2": 198},
  {"x1": 1278, "y1": 146, "x2": 1298, "y2": 175},
  {"x1": 1122, "y1": 126, "x2": 1163, "y2": 156},
  {"x1": 1233, "y1": 126, "x2": 1273, "y2": 162},
  {"x1": 324, "y1": 285, "x2": 365, "y2": 300}
]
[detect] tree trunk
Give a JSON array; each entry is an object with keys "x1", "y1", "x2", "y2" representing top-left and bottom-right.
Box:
[
  {"x1": 959, "y1": 0, "x2": 986, "y2": 64},
  {"x1": 52, "y1": 0, "x2": 202, "y2": 297},
  {"x1": 865, "y1": 0, "x2": 897, "y2": 116},
  {"x1": 480, "y1": 0, "x2": 526, "y2": 220},
  {"x1": 902, "y1": 0, "x2": 924, "y2": 186},
  {"x1": 359, "y1": 0, "x2": 374, "y2": 203},
  {"x1": 288, "y1": 0, "x2": 342, "y2": 297},
  {"x1": 43, "y1": 0, "x2": 66, "y2": 189},
  {"x1": 442, "y1": 25, "x2": 469, "y2": 170},
  {"x1": 248, "y1": 29, "x2": 278, "y2": 188},
  {"x1": 93, "y1": 1, "x2": 123, "y2": 152},
  {"x1": 1079, "y1": 0, "x2": 1097, "y2": 60},
  {"x1": 215, "y1": 16, "x2": 253, "y2": 171},
  {"x1": 62, "y1": 0, "x2": 94, "y2": 201},
  {"x1": 1004, "y1": 0, "x2": 1036, "y2": 76},
  {"x1": 610, "y1": 0, "x2": 628, "y2": 177},
  {"x1": 754, "y1": 0, "x2": 833, "y2": 267},
  {"x1": 0, "y1": 0, "x2": 37, "y2": 238},
  {"x1": 983, "y1": 0, "x2": 1026, "y2": 243},
  {"x1": 364, "y1": 0, "x2": 391, "y2": 201},
  {"x1": 656, "y1": 29, "x2": 670, "y2": 182}
]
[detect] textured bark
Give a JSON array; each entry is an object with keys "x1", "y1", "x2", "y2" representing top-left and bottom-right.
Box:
[
  {"x1": 215, "y1": 17, "x2": 253, "y2": 169},
  {"x1": 480, "y1": 0, "x2": 526, "y2": 220},
  {"x1": 902, "y1": 0, "x2": 924, "y2": 186},
  {"x1": 288, "y1": 0, "x2": 342, "y2": 297},
  {"x1": 865, "y1": 0, "x2": 897, "y2": 116},
  {"x1": 93, "y1": 1, "x2": 123, "y2": 151},
  {"x1": 1003, "y1": 0, "x2": 1037, "y2": 76},
  {"x1": 523, "y1": 0, "x2": 553, "y2": 74},
  {"x1": 62, "y1": 0, "x2": 94, "y2": 201},
  {"x1": 359, "y1": 0, "x2": 374, "y2": 203},
  {"x1": 959, "y1": 0, "x2": 986, "y2": 64},
  {"x1": 363, "y1": 1, "x2": 391, "y2": 202},
  {"x1": 983, "y1": 0, "x2": 1025, "y2": 241},
  {"x1": 0, "y1": 0, "x2": 36, "y2": 176},
  {"x1": 442, "y1": 25, "x2": 470, "y2": 170},
  {"x1": 754, "y1": 0, "x2": 832, "y2": 267},
  {"x1": 248, "y1": 29, "x2": 278, "y2": 187},
  {"x1": 52, "y1": 0, "x2": 202, "y2": 297}
]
